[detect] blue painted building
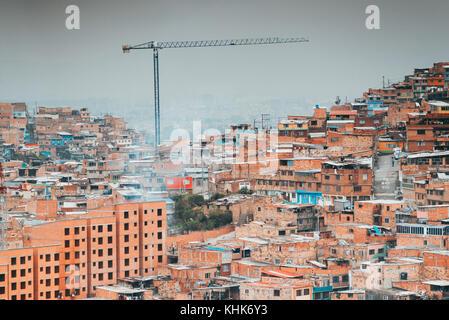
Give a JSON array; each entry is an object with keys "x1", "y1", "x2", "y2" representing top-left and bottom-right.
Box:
[
  {"x1": 50, "y1": 139, "x2": 64, "y2": 146},
  {"x1": 295, "y1": 190, "x2": 322, "y2": 205},
  {"x1": 313, "y1": 286, "x2": 333, "y2": 300}
]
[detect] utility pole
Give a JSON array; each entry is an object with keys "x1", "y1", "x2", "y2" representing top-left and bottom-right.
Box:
[
  {"x1": 261, "y1": 113, "x2": 270, "y2": 130},
  {"x1": 122, "y1": 37, "x2": 309, "y2": 152}
]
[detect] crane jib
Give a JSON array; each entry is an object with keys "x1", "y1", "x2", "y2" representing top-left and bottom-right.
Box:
[{"x1": 127, "y1": 37, "x2": 309, "y2": 50}]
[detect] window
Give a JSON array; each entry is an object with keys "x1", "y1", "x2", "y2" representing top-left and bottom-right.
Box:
[
  {"x1": 64, "y1": 228, "x2": 70, "y2": 236},
  {"x1": 157, "y1": 209, "x2": 162, "y2": 216},
  {"x1": 157, "y1": 220, "x2": 162, "y2": 228},
  {"x1": 124, "y1": 211, "x2": 129, "y2": 219},
  {"x1": 74, "y1": 227, "x2": 80, "y2": 235},
  {"x1": 273, "y1": 290, "x2": 280, "y2": 297},
  {"x1": 158, "y1": 256, "x2": 163, "y2": 263},
  {"x1": 107, "y1": 224, "x2": 113, "y2": 232},
  {"x1": 65, "y1": 240, "x2": 70, "y2": 248},
  {"x1": 296, "y1": 289, "x2": 302, "y2": 296}
]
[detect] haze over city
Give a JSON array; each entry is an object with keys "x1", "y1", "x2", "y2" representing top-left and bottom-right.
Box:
[{"x1": 1, "y1": 0, "x2": 449, "y2": 139}]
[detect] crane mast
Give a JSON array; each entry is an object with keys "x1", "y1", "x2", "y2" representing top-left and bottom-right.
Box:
[
  {"x1": 0, "y1": 161, "x2": 7, "y2": 250},
  {"x1": 122, "y1": 36, "x2": 309, "y2": 152}
]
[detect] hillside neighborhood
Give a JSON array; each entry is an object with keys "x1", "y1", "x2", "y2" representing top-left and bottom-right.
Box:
[{"x1": 1, "y1": 61, "x2": 449, "y2": 300}]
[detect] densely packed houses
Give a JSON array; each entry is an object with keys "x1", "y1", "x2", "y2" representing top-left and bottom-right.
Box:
[{"x1": 2, "y1": 61, "x2": 449, "y2": 300}]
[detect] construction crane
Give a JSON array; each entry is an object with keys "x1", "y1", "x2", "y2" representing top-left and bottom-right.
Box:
[
  {"x1": 0, "y1": 161, "x2": 6, "y2": 249},
  {"x1": 122, "y1": 37, "x2": 309, "y2": 151}
]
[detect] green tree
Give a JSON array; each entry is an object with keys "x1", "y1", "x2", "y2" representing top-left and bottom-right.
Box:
[
  {"x1": 172, "y1": 193, "x2": 232, "y2": 232},
  {"x1": 209, "y1": 193, "x2": 226, "y2": 201},
  {"x1": 238, "y1": 187, "x2": 253, "y2": 195}
]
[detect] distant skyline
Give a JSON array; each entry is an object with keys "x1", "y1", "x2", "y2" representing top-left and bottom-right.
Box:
[{"x1": 1, "y1": 0, "x2": 449, "y2": 137}]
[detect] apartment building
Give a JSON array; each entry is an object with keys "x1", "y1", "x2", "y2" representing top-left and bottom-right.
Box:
[{"x1": 0, "y1": 200, "x2": 167, "y2": 300}]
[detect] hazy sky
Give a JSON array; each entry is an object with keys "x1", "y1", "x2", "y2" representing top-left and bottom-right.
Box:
[{"x1": 1, "y1": 0, "x2": 448, "y2": 134}]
